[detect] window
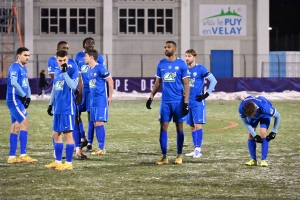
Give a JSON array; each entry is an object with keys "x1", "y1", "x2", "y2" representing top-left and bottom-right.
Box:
[
  {"x1": 40, "y1": 8, "x2": 96, "y2": 34},
  {"x1": 119, "y1": 8, "x2": 173, "y2": 35},
  {"x1": 0, "y1": 8, "x2": 15, "y2": 34}
]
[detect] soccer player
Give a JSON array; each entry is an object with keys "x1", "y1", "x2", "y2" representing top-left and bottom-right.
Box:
[
  {"x1": 84, "y1": 49, "x2": 113, "y2": 156},
  {"x1": 146, "y1": 41, "x2": 190, "y2": 165},
  {"x1": 239, "y1": 96, "x2": 281, "y2": 167},
  {"x1": 45, "y1": 50, "x2": 79, "y2": 170},
  {"x1": 47, "y1": 41, "x2": 85, "y2": 159},
  {"x1": 74, "y1": 37, "x2": 106, "y2": 152},
  {"x1": 37, "y1": 69, "x2": 48, "y2": 100},
  {"x1": 6, "y1": 47, "x2": 37, "y2": 164},
  {"x1": 184, "y1": 49, "x2": 217, "y2": 158}
]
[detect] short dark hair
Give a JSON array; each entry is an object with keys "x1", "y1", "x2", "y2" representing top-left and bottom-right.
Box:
[
  {"x1": 166, "y1": 41, "x2": 177, "y2": 47},
  {"x1": 83, "y1": 37, "x2": 94, "y2": 48},
  {"x1": 16, "y1": 47, "x2": 29, "y2": 55},
  {"x1": 56, "y1": 50, "x2": 68, "y2": 57},
  {"x1": 85, "y1": 49, "x2": 98, "y2": 61},
  {"x1": 243, "y1": 101, "x2": 257, "y2": 117},
  {"x1": 57, "y1": 41, "x2": 68, "y2": 49}
]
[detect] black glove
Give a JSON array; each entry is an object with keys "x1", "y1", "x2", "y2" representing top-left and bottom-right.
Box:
[
  {"x1": 254, "y1": 135, "x2": 263, "y2": 143},
  {"x1": 24, "y1": 98, "x2": 31, "y2": 109},
  {"x1": 146, "y1": 98, "x2": 153, "y2": 109},
  {"x1": 47, "y1": 105, "x2": 53, "y2": 116},
  {"x1": 182, "y1": 103, "x2": 189, "y2": 116},
  {"x1": 61, "y1": 63, "x2": 68, "y2": 72},
  {"x1": 196, "y1": 92, "x2": 209, "y2": 102},
  {"x1": 266, "y1": 132, "x2": 276, "y2": 142},
  {"x1": 21, "y1": 95, "x2": 27, "y2": 104}
]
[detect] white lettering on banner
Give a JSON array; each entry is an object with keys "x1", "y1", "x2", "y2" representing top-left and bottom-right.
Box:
[
  {"x1": 115, "y1": 79, "x2": 120, "y2": 91},
  {"x1": 150, "y1": 79, "x2": 155, "y2": 90},
  {"x1": 141, "y1": 79, "x2": 146, "y2": 91},
  {"x1": 124, "y1": 79, "x2": 128, "y2": 91}
]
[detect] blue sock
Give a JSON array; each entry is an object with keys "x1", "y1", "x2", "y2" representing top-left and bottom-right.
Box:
[
  {"x1": 73, "y1": 124, "x2": 80, "y2": 148},
  {"x1": 177, "y1": 130, "x2": 184, "y2": 155},
  {"x1": 248, "y1": 139, "x2": 257, "y2": 160},
  {"x1": 261, "y1": 138, "x2": 269, "y2": 160},
  {"x1": 66, "y1": 144, "x2": 74, "y2": 163},
  {"x1": 95, "y1": 125, "x2": 106, "y2": 150},
  {"x1": 88, "y1": 121, "x2": 94, "y2": 144},
  {"x1": 79, "y1": 122, "x2": 86, "y2": 140},
  {"x1": 196, "y1": 129, "x2": 203, "y2": 148},
  {"x1": 19, "y1": 130, "x2": 28, "y2": 155},
  {"x1": 159, "y1": 131, "x2": 168, "y2": 155},
  {"x1": 9, "y1": 133, "x2": 18, "y2": 156},
  {"x1": 191, "y1": 131, "x2": 197, "y2": 148},
  {"x1": 55, "y1": 143, "x2": 64, "y2": 162}
]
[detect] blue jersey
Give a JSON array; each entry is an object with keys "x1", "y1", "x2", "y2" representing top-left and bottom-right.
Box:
[
  {"x1": 47, "y1": 56, "x2": 77, "y2": 76},
  {"x1": 238, "y1": 96, "x2": 276, "y2": 119},
  {"x1": 88, "y1": 63, "x2": 110, "y2": 107},
  {"x1": 6, "y1": 62, "x2": 29, "y2": 102},
  {"x1": 188, "y1": 64, "x2": 211, "y2": 108},
  {"x1": 74, "y1": 51, "x2": 106, "y2": 92},
  {"x1": 155, "y1": 57, "x2": 189, "y2": 102},
  {"x1": 52, "y1": 62, "x2": 79, "y2": 115}
]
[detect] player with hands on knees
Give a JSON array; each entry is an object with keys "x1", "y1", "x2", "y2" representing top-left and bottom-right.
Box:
[
  {"x1": 239, "y1": 96, "x2": 281, "y2": 167},
  {"x1": 184, "y1": 49, "x2": 217, "y2": 159},
  {"x1": 146, "y1": 41, "x2": 190, "y2": 165}
]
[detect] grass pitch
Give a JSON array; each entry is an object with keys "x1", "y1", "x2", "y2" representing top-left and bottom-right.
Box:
[{"x1": 0, "y1": 100, "x2": 300, "y2": 199}]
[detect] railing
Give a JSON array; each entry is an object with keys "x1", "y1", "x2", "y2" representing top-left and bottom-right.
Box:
[{"x1": 1, "y1": 53, "x2": 300, "y2": 78}]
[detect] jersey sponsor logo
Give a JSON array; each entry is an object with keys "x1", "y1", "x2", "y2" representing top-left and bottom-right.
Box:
[
  {"x1": 89, "y1": 79, "x2": 96, "y2": 88},
  {"x1": 189, "y1": 78, "x2": 195, "y2": 87},
  {"x1": 55, "y1": 80, "x2": 65, "y2": 90},
  {"x1": 163, "y1": 72, "x2": 176, "y2": 82},
  {"x1": 168, "y1": 65, "x2": 172, "y2": 69},
  {"x1": 22, "y1": 78, "x2": 28, "y2": 87},
  {"x1": 81, "y1": 65, "x2": 89, "y2": 73}
]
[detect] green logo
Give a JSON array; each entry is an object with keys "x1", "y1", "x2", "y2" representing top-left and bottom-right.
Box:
[
  {"x1": 204, "y1": 7, "x2": 241, "y2": 20},
  {"x1": 55, "y1": 80, "x2": 64, "y2": 90},
  {"x1": 89, "y1": 79, "x2": 96, "y2": 88},
  {"x1": 81, "y1": 65, "x2": 90, "y2": 73},
  {"x1": 163, "y1": 72, "x2": 176, "y2": 82}
]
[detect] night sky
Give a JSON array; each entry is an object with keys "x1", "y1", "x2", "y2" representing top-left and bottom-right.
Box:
[{"x1": 270, "y1": 0, "x2": 300, "y2": 37}]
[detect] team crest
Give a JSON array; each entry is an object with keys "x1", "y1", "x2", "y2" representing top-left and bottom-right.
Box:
[
  {"x1": 193, "y1": 72, "x2": 197, "y2": 77},
  {"x1": 163, "y1": 72, "x2": 176, "y2": 82},
  {"x1": 22, "y1": 78, "x2": 28, "y2": 88},
  {"x1": 189, "y1": 78, "x2": 195, "y2": 87},
  {"x1": 81, "y1": 65, "x2": 89, "y2": 73},
  {"x1": 94, "y1": 73, "x2": 97, "y2": 77},
  {"x1": 55, "y1": 80, "x2": 65, "y2": 90},
  {"x1": 175, "y1": 66, "x2": 179, "y2": 71},
  {"x1": 89, "y1": 79, "x2": 96, "y2": 88}
]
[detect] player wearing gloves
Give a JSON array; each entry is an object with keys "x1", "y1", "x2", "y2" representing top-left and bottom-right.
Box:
[
  {"x1": 238, "y1": 96, "x2": 281, "y2": 167},
  {"x1": 6, "y1": 47, "x2": 37, "y2": 164},
  {"x1": 184, "y1": 49, "x2": 217, "y2": 159},
  {"x1": 146, "y1": 41, "x2": 190, "y2": 165},
  {"x1": 45, "y1": 50, "x2": 79, "y2": 171}
]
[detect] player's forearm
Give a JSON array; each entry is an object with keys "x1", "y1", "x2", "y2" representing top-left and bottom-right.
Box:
[
  {"x1": 206, "y1": 74, "x2": 217, "y2": 94},
  {"x1": 49, "y1": 87, "x2": 55, "y2": 105},
  {"x1": 78, "y1": 74, "x2": 83, "y2": 95},
  {"x1": 241, "y1": 117, "x2": 257, "y2": 137},
  {"x1": 26, "y1": 79, "x2": 31, "y2": 98},
  {"x1": 272, "y1": 112, "x2": 281, "y2": 133},
  {"x1": 183, "y1": 78, "x2": 190, "y2": 103},
  {"x1": 150, "y1": 80, "x2": 160, "y2": 98},
  {"x1": 11, "y1": 77, "x2": 26, "y2": 97},
  {"x1": 62, "y1": 73, "x2": 78, "y2": 90},
  {"x1": 108, "y1": 80, "x2": 114, "y2": 99}
]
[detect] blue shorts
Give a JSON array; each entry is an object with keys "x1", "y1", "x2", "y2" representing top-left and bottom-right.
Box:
[
  {"x1": 78, "y1": 90, "x2": 90, "y2": 112},
  {"x1": 52, "y1": 114, "x2": 75, "y2": 133},
  {"x1": 186, "y1": 103, "x2": 206, "y2": 125},
  {"x1": 7, "y1": 99, "x2": 28, "y2": 124},
  {"x1": 159, "y1": 101, "x2": 186, "y2": 123},
  {"x1": 90, "y1": 106, "x2": 108, "y2": 122},
  {"x1": 248, "y1": 114, "x2": 271, "y2": 129}
]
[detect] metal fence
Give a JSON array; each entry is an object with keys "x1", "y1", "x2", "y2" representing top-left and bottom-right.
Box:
[{"x1": 1, "y1": 53, "x2": 300, "y2": 78}]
